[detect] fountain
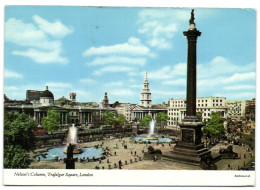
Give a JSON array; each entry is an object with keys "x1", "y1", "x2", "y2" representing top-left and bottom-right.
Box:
[
  {"x1": 37, "y1": 124, "x2": 104, "y2": 161},
  {"x1": 147, "y1": 119, "x2": 159, "y2": 140},
  {"x1": 64, "y1": 124, "x2": 83, "y2": 154}
]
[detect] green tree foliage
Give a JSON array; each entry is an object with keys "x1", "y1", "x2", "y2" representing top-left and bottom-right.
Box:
[
  {"x1": 140, "y1": 114, "x2": 152, "y2": 127},
  {"x1": 4, "y1": 112, "x2": 36, "y2": 168},
  {"x1": 196, "y1": 112, "x2": 202, "y2": 122},
  {"x1": 204, "y1": 112, "x2": 225, "y2": 138},
  {"x1": 4, "y1": 145, "x2": 32, "y2": 168},
  {"x1": 42, "y1": 109, "x2": 61, "y2": 132},
  {"x1": 4, "y1": 113, "x2": 36, "y2": 151},
  {"x1": 114, "y1": 114, "x2": 126, "y2": 126},
  {"x1": 102, "y1": 111, "x2": 126, "y2": 126},
  {"x1": 103, "y1": 110, "x2": 116, "y2": 126},
  {"x1": 156, "y1": 112, "x2": 168, "y2": 128}
]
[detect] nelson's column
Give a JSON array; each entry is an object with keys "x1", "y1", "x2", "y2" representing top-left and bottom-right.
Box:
[{"x1": 163, "y1": 10, "x2": 216, "y2": 169}]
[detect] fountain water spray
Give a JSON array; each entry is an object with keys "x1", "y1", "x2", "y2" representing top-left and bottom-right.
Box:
[
  {"x1": 64, "y1": 124, "x2": 82, "y2": 154},
  {"x1": 67, "y1": 124, "x2": 78, "y2": 146},
  {"x1": 147, "y1": 119, "x2": 158, "y2": 140}
]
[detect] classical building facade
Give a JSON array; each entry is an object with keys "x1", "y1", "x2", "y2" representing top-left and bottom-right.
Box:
[
  {"x1": 4, "y1": 86, "x2": 115, "y2": 127},
  {"x1": 110, "y1": 102, "x2": 136, "y2": 122},
  {"x1": 168, "y1": 97, "x2": 228, "y2": 129}
]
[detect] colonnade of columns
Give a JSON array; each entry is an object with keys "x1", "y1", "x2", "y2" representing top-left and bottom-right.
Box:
[
  {"x1": 134, "y1": 112, "x2": 157, "y2": 120},
  {"x1": 34, "y1": 111, "x2": 68, "y2": 125},
  {"x1": 79, "y1": 112, "x2": 93, "y2": 124}
]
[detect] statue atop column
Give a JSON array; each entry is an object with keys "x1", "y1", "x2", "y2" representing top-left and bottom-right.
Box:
[{"x1": 189, "y1": 9, "x2": 195, "y2": 24}]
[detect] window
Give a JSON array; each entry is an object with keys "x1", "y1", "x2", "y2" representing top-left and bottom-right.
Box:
[
  {"x1": 204, "y1": 113, "x2": 206, "y2": 116},
  {"x1": 198, "y1": 100, "x2": 200, "y2": 102},
  {"x1": 216, "y1": 100, "x2": 218, "y2": 102},
  {"x1": 220, "y1": 100, "x2": 222, "y2": 102},
  {"x1": 216, "y1": 104, "x2": 218, "y2": 106},
  {"x1": 202, "y1": 100, "x2": 204, "y2": 102},
  {"x1": 202, "y1": 104, "x2": 204, "y2": 106},
  {"x1": 213, "y1": 100, "x2": 215, "y2": 102},
  {"x1": 213, "y1": 104, "x2": 215, "y2": 106},
  {"x1": 205, "y1": 104, "x2": 207, "y2": 106},
  {"x1": 206, "y1": 100, "x2": 208, "y2": 102},
  {"x1": 198, "y1": 104, "x2": 200, "y2": 106}
]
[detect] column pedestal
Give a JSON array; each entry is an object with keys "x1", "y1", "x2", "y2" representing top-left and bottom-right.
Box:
[{"x1": 162, "y1": 117, "x2": 217, "y2": 169}]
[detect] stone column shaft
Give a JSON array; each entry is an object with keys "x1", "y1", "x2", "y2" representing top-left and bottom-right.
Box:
[{"x1": 183, "y1": 28, "x2": 201, "y2": 117}]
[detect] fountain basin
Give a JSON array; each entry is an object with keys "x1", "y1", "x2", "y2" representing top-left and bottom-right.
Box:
[
  {"x1": 64, "y1": 148, "x2": 83, "y2": 154},
  {"x1": 134, "y1": 136, "x2": 172, "y2": 143},
  {"x1": 147, "y1": 136, "x2": 159, "y2": 140},
  {"x1": 38, "y1": 147, "x2": 103, "y2": 160}
]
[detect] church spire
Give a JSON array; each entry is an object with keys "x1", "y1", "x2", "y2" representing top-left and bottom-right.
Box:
[
  {"x1": 144, "y1": 70, "x2": 148, "y2": 82},
  {"x1": 140, "y1": 71, "x2": 152, "y2": 107}
]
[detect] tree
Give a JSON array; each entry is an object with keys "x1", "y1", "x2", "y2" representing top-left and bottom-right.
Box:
[
  {"x1": 102, "y1": 111, "x2": 126, "y2": 127},
  {"x1": 102, "y1": 110, "x2": 117, "y2": 126},
  {"x1": 196, "y1": 112, "x2": 202, "y2": 122},
  {"x1": 4, "y1": 113, "x2": 36, "y2": 151},
  {"x1": 4, "y1": 112, "x2": 36, "y2": 168},
  {"x1": 4, "y1": 145, "x2": 31, "y2": 168},
  {"x1": 204, "y1": 112, "x2": 225, "y2": 139},
  {"x1": 156, "y1": 112, "x2": 167, "y2": 128},
  {"x1": 114, "y1": 114, "x2": 126, "y2": 126},
  {"x1": 139, "y1": 114, "x2": 152, "y2": 127},
  {"x1": 42, "y1": 109, "x2": 61, "y2": 132}
]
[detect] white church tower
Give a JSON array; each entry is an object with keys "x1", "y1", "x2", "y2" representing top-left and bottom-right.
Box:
[{"x1": 140, "y1": 71, "x2": 152, "y2": 107}]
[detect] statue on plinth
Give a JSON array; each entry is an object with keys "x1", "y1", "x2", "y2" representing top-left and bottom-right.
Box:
[{"x1": 65, "y1": 143, "x2": 76, "y2": 169}]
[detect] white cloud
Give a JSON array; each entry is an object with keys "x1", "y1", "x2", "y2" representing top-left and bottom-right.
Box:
[
  {"x1": 147, "y1": 38, "x2": 172, "y2": 49},
  {"x1": 4, "y1": 69, "x2": 23, "y2": 78},
  {"x1": 224, "y1": 72, "x2": 255, "y2": 84},
  {"x1": 83, "y1": 37, "x2": 154, "y2": 57},
  {"x1": 198, "y1": 56, "x2": 255, "y2": 79},
  {"x1": 198, "y1": 72, "x2": 255, "y2": 89},
  {"x1": 105, "y1": 82, "x2": 123, "y2": 86},
  {"x1": 214, "y1": 92, "x2": 255, "y2": 100},
  {"x1": 93, "y1": 66, "x2": 136, "y2": 75},
  {"x1": 138, "y1": 9, "x2": 190, "y2": 22},
  {"x1": 162, "y1": 78, "x2": 186, "y2": 85},
  {"x1": 110, "y1": 89, "x2": 135, "y2": 96},
  {"x1": 33, "y1": 15, "x2": 73, "y2": 38},
  {"x1": 138, "y1": 21, "x2": 177, "y2": 38},
  {"x1": 79, "y1": 78, "x2": 97, "y2": 84},
  {"x1": 5, "y1": 16, "x2": 71, "y2": 64},
  {"x1": 12, "y1": 49, "x2": 68, "y2": 64},
  {"x1": 138, "y1": 8, "x2": 218, "y2": 23},
  {"x1": 224, "y1": 85, "x2": 255, "y2": 90},
  {"x1": 149, "y1": 63, "x2": 186, "y2": 80},
  {"x1": 45, "y1": 82, "x2": 72, "y2": 88},
  {"x1": 4, "y1": 86, "x2": 19, "y2": 90},
  {"x1": 5, "y1": 18, "x2": 61, "y2": 50},
  {"x1": 137, "y1": 8, "x2": 219, "y2": 50},
  {"x1": 88, "y1": 56, "x2": 146, "y2": 66},
  {"x1": 130, "y1": 84, "x2": 141, "y2": 89},
  {"x1": 153, "y1": 90, "x2": 185, "y2": 96}
]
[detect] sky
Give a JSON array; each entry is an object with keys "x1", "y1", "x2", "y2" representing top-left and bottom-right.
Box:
[{"x1": 4, "y1": 6, "x2": 256, "y2": 104}]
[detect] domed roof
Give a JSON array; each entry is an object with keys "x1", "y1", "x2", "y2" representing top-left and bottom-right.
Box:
[{"x1": 40, "y1": 86, "x2": 54, "y2": 98}]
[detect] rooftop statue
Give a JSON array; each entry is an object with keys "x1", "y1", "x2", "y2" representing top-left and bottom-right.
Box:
[{"x1": 189, "y1": 9, "x2": 195, "y2": 24}]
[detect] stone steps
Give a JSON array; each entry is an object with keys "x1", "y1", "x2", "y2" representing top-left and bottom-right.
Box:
[{"x1": 162, "y1": 152, "x2": 201, "y2": 166}]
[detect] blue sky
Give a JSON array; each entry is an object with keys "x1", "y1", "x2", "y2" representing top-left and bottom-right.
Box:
[{"x1": 4, "y1": 6, "x2": 256, "y2": 104}]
